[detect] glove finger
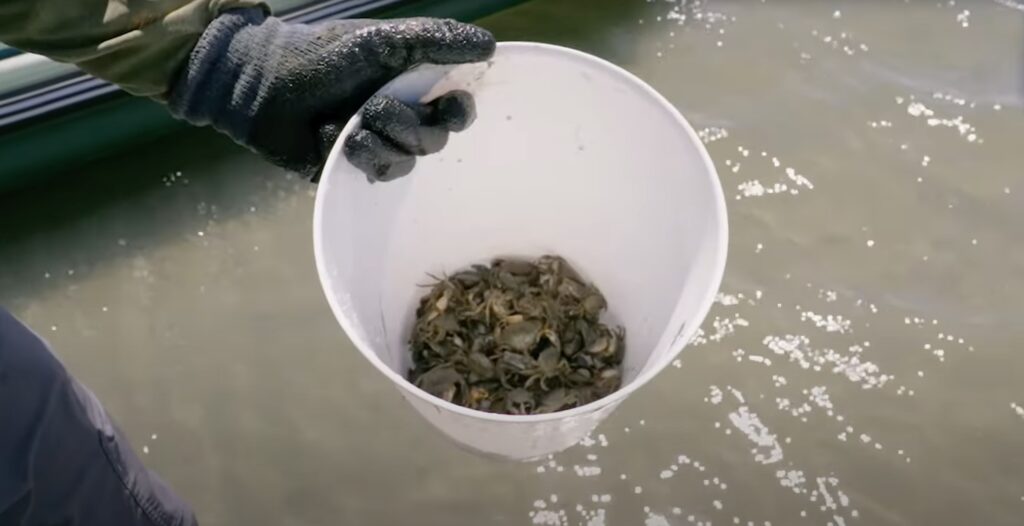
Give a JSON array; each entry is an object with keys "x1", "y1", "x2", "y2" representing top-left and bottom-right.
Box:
[
  {"x1": 311, "y1": 121, "x2": 350, "y2": 183},
  {"x1": 380, "y1": 18, "x2": 496, "y2": 68},
  {"x1": 422, "y1": 90, "x2": 477, "y2": 132},
  {"x1": 362, "y1": 94, "x2": 450, "y2": 155},
  {"x1": 343, "y1": 129, "x2": 416, "y2": 182}
]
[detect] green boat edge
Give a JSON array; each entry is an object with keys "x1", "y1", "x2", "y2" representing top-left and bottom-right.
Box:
[{"x1": 0, "y1": 0, "x2": 526, "y2": 194}]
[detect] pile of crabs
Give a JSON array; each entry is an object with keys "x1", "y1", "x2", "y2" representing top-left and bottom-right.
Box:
[{"x1": 408, "y1": 255, "x2": 625, "y2": 415}]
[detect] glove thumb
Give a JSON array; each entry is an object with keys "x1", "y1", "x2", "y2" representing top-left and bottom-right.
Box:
[{"x1": 377, "y1": 18, "x2": 496, "y2": 69}]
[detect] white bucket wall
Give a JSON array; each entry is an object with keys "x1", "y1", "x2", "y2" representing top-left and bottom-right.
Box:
[{"x1": 314, "y1": 43, "x2": 727, "y2": 460}]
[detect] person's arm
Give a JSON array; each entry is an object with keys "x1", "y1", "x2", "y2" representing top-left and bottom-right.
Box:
[
  {"x1": 0, "y1": 308, "x2": 198, "y2": 526},
  {"x1": 0, "y1": 0, "x2": 266, "y2": 98},
  {"x1": 0, "y1": 2, "x2": 495, "y2": 181}
]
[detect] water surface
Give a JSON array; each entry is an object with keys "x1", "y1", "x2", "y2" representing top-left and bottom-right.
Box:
[{"x1": 2, "y1": 0, "x2": 1023, "y2": 524}]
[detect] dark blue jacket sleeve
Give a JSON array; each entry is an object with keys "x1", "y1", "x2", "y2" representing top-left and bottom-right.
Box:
[{"x1": 0, "y1": 308, "x2": 197, "y2": 526}]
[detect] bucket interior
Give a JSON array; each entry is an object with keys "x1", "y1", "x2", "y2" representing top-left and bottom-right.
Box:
[{"x1": 317, "y1": 44, "x2": 724, "y2": 395}]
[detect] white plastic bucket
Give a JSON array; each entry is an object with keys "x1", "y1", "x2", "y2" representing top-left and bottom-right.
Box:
[{"x1": 313, "y1": 42, "x2": 727, "y2": 460}]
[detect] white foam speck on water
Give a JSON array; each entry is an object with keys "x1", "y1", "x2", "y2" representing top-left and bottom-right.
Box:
[
  {"x1": 784, "y1": 167, "x2": 815, "y2": 189},
  {"x1": 738, "y1": 180, "x2": 765, "y2": 198},
  {"x1": 635, "y1": 486, "x2": 644, "y2": 494},
  {"x1": 690, "y1": 314, "x2": 750, "y2": 347},
  {"x1": 956, "y1": 9, "x2": 970, "y2": 27},
  {"x1": 713, "y1": 500, "x2": 723, "y2": 510},
  {"x1": 646, "y1": 513, "x2": 671, "y2": 526},
  {"x1": 717, "y1": 292, "x2": 741, "y2": 306},
  {"x1": 866, "y1": 239, "x2": 875, "y2": 247},
  {"x1": 530, "y1": 510, "x2": 566, "y2": 526},
  {"x1": 777, "y1": 470, "x2": 807, "y2": 493},
  {"x1": 660, "y1": 470, "x2": 675, "y2": 479},
  {"x1": 903, "y1": 97, "x2": 981, "y2": 142},
  {"x1": 573, "y1": 465, "x2": 602, "y2": 477},
  {"x1": 142, "y1": 445, "x2": 149, "y2": 455},
  {"x1": 819, "y1": 289, "x2": 839, "y2": 302},
  {"x1": 833, "y1": 9, "x2": 841, "y2": 18},
  {"x1": 1011, "y1": 403, "x2": 1024, "y2": 421},
  {"x1": 907, "y1": 102, "x2": 933, "y2": 117},
  {"x1": 534, "y1": 500, "x2": 547, "y2": 509},
  {"x1": 763, "y1": 334, "x2": 890, "y2": 389},
  {"x1": 697, "y1": 127, "x2": 730, "y2": 143},
  {"x1": 800, "y1": 311, "x2": 852, "y2": 333},
  {"x1": 748, "y1": 354, "x2": 772, "y2": 366},
  {"x1": 728, "y1": 405, "x2": 783, "y2": 464}
]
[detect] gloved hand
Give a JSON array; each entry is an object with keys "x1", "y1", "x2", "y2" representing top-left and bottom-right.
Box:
[{"x1": 168, "y1": 8, "x2": 495, "y2": 182}]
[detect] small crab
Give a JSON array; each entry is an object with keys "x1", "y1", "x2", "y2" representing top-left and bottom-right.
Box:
[
  {"x1": 472, "y1": 288, "x2": 514, "y2": 324},
  {"x1": 557, "y1": 277, "x2": 589, "y2": 301},
  {"x1": 504, "y1": 388, "x2": 536, "y2": 415},
  {"x1": 466, "y1": 351, "x2": 496, "y2": 380},
  {"x1": 418, "y1": 283, "x2": 454, "y2": 322},
  {"x1": 497, "y1": 318, "x2": 543, "y2": 352},
  {"x1": 466, "y1": 385, "x2": 493, "y2": 410},
  {"x1": 593, "y1": 368, "x2": 622, "y2": 396},
  {"x1": 536, "y1": 388, "x2": 580, "y2": 414},
  {"x1": 513, "y1": 295, "x2": 546, "y2": 318},
  {"x1": 450, "y1": 269, "x2": 482, "y2": 288},
  {"x1": 414, "y1": 365, "x2": 466, "y2": 403},
  {"x1": 524, "y1": 347, "x2": 571, "y2": 391},
  {"x1": 565, "y1": 367, "x2": 593, "y2": 385},
  {"x1": 496, "y1": 350, "x2": 534, "y2": 374},
  {"x1": 494, "y1": 258, "x2": 538, "y2": 276},
  {"x1": 584, "y1": 327, "x2": 625, "y2": 362},
  {"x1": 579, "y1": 292, "x2": 606, "y2": 320}
]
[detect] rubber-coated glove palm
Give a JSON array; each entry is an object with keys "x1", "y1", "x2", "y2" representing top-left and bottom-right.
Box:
[{"x1": 169, "y1": 8, "x2": 494, "y2": 181}]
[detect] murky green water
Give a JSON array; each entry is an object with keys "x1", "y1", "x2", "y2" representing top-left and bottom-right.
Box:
[{"x1": 2, "y1": 0, "x2": 1023, "y2": 524}]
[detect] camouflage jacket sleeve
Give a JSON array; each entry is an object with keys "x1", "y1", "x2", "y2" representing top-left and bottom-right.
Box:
[{"x1": 0, "y1": 0, "x2": 268, "y2": 99}]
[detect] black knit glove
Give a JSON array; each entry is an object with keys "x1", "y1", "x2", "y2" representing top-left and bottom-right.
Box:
[{"x1": 169, "y1": 8, "x2": 495, "y2": 181}]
